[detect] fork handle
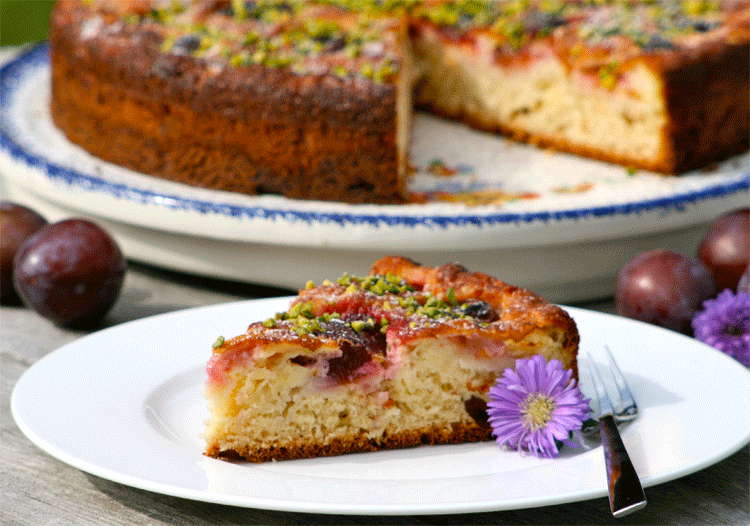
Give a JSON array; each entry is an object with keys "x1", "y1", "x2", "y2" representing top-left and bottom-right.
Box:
[{"x1": 600, "y1": 415, "x2": 647, "y2": 517}]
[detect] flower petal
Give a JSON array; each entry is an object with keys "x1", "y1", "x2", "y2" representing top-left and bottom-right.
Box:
[{"x1": 487, "y1": 355, "x2": 592, "y2": 458}]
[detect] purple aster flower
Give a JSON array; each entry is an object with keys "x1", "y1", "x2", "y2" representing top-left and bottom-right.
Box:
[
  {"x1": 486, "y1": 355, "x2": 591, "y2": 459},
  {"x1": 692, "y1": 290, "x2": 750, "y2": 367}
]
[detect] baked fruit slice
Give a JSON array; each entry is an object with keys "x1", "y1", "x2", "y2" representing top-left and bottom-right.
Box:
[{"x1": 204, "y1": 256, "x2": 579, "y2": 462}]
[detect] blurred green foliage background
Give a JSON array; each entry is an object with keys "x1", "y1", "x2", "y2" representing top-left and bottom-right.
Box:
[{"x1": 1, "y1": 0, "x2": 56, "y2": 47}]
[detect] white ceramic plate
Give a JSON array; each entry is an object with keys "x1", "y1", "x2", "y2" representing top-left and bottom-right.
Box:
[
  {"x1": 12, "y1": 297, "x2": 750, "y2": 515},
  {"x1": 2, "y1": 46, "x2": 749, "y2": 301}
]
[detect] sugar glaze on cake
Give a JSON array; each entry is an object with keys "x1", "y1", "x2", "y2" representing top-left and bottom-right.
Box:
[{"x1": 204, "y1": 256, "x2": 579, "y2": 462}]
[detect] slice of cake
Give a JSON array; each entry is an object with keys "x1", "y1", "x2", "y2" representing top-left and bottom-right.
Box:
[{"x1": 204, "y1": 256, "x2": 579, "y2": 462}]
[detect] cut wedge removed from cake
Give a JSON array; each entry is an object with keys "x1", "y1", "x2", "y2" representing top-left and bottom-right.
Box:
[
  {"x1": 49, "y1": 1, "x2": 749, "y2": 204},
  {"x1": 204, "y1": 256, "x2": 579, "y2": 462}
]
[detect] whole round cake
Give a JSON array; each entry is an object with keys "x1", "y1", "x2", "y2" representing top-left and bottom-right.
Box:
[{"x1": 49, "y1": 0, "x2": 750, "y2": 203}]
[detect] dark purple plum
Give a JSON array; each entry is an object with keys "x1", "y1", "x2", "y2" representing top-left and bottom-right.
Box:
[
  {"x1": 616, "y1": 249, "x2": 716, "y2": 334},
  {"x1": 698, "y1": 208, "x2": 749, "y2": 292},
  {"x1": 738, "y1": 265, "x2": 750, "y2": 293},
  {"x1": 13, "y1": 219, "x2": 126, "y2": 326},
  {"x1": 0, "y1": 201, "x2": 47, "y2": 302}
]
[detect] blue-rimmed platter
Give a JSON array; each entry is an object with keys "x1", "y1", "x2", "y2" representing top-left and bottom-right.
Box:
[{"x1": 1, "y1": 45, "x2": 748, "y2": 300}]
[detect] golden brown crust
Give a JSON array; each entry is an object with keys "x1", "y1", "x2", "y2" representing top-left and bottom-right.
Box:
[
  {"x1": 658, "y1": 40, "x2": 750, "y2": 173},
  {"x1": 370, "y1": 255, "x2": 580, "y2": 375},
  {"x1": 205, "y1": 420, "x2": 490, "y2": 462},
  {"x1": 208, "y1": 255, "x2": 580, "y2": 388}
]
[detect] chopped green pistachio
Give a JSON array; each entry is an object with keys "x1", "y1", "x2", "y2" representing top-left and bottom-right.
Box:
[
  {"x1": 344, "y1": 43, "x2": 361, "y2": 59},
  {"x1": 288, "y1": 301, "x2": 314, "y2": 319},
  {"x1": 305, "y1": 18, "x2": 342, "y2": 40},
  {"x1": 333, "y1": 65, "x2": 349, "y2": 77},
  {"x1": 598, "y1": 62, "x2": 619, "y2": 90},
  {"x1": 229, "y1": 51, "x2": 250, "y2": 67},
  {"x1": 170, "y1": 0, "x2": 185, "y2": 14},
  {"x1": 373, "y1": 61, "x2": 397, "y2": 82},
  {"x1": 682, "y1": 0, "x2": 720, "y2": 16},
  {"x1": 212, "y1": 336, "x2": 225, "y2": 348},
  {"x1": 351, "y1": 320, "x2": 368, "y2": 332},
  {"x1": 149, "y1": 8, "x2": 169, "y2": 23},
  {"x1": 138, "y1": 0, "x2": 723, "y2": 77},
  {"x1": 124, "y1": 13, "x2": 141, "y2": 25},
  {"x1": 231, "y1": 0, "x2": 247, "y2": 20},
  {"x1": 244, "y1": 32, "x2": 260, "y2": 46},
  {"x1": 385, "y1": 273, "x2": 401, "y2": 285},
  {"x1": 266, "y1": 54, "x2": 294, "y2": 68},
  {"x1": 446, "y1": 287, "x2": 458, "y2": 306},
  {"x1": 359, "y1": 63, "x2": 375, "y2": 78},
  {"x1": 370, "y1": 281, "x2": 387, "y2": 295}
]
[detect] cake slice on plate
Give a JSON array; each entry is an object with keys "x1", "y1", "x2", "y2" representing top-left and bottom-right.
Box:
[{"x1": 204, "y1": 256, "x2": 579, "y2": 462}]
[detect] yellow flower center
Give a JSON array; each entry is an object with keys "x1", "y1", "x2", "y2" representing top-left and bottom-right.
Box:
[{"x1": 522, "y1": 393, "x2": 556, "y2": 430}]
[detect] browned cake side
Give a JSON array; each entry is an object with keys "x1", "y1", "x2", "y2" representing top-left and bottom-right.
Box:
[
  {"x1": 48, "y1": 0, "x2": 409, "y2": 204},
  {"x1": 657, "y1": 41, "x2": 749, "y2": 173},
  {"x1": 204, "y1": 256, "x2": 579, "y2": 462}
]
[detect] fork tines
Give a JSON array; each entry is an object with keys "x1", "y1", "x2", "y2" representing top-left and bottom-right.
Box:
[{"x1": 603, "y1": 345, "x2": 638, "y2": 421}]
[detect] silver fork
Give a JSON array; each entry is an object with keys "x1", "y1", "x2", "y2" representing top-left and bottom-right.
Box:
[
  {"x1": 581, "y1": 345, "x2": 638, "y2": 434},
  {"x1": 602, "y1": 345, "x2": 638, "y2": 421},
  {"x1": 587, "y1": 351, "x2": 647, "y2": 518}
]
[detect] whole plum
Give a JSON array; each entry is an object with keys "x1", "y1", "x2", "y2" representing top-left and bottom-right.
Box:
[
  {"x1": 698, "y1": 208, "x2": 749, "y2": 292},
  {"x1": 13, "y1": 219, "x2": 126, "y2": 326},
  {"x1": 0, "y1": 201, "x2": 47, "y2": 302},
  {"x1": 738, "y1": 266, "x2": 750, "y2": 293},
  {"x1": 615, "y1": 249, "x2": 716, "y2": 334}
]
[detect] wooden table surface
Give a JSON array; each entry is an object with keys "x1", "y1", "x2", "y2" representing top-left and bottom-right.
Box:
[{"x1": 2, "y1": 261, "x2": 748, "y2": 526}]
